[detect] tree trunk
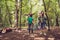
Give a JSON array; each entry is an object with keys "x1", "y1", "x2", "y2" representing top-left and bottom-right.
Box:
[
  {"x1": 0, "y1": 7, "x2": 2, "y2": 22},
  {"x1": 5, "y1": 0, "x2": 12, "y2": 27},
  {"x1": 19, "y1": 0, "x2": 22, "y2": 30},
  {"x1": 56, "y1": 16, "x2": 59, "y2": 26},
  {"x1": 42, "y1": 0, "x2": 50, "y2": 31},
  {"x1": 0, "y1": 6, "x2": 3, "y2": 27},
  {"x1": 15, "y1": 0, "x2": 19, "y2": 27},
  {"x1": 30, "y1": 2, "x2": 32, "y2": 13},
  {"x1": 55, "y1": 0, "x2": 59, "y2": 27},
  {"x1": 58, "y1": 0, "x2": 60, "y2": 8}
]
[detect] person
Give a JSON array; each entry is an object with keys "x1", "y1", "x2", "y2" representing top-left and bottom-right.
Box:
[
  {"x1": 41, "y1": 11, "x2": 47, "y2": 29},
  {"x1": 38, "y1": 11, "x2": 47, "y2": 29},
  {"x1": 27, "y1": 14, "x2": 34, "y2": 33}
]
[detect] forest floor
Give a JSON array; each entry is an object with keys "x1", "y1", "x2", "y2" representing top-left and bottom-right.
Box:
[{"x1": 0, "y1": 27, "x2": 60, "y2": 40}]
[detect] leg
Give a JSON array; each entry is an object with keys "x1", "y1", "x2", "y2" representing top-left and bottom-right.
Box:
[
  {"x1": 32, "y1": 26, "x2": 33, "y2": 33},
  {"x1": 41, "y1": 23, "x2": 44, "y2": 29},
  {"x1": 28, "y1": 24, "x2": 31, "y2": 33},
  {"x1": 31, "y1": 24, "x2": 33, "y2": 33},
  {"x1": 43, "y1": 22, "x2": 46, "y2": 29}
]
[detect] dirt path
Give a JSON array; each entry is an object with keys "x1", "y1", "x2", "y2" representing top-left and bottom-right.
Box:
[{"x1": 0, "y1": 27, "x2": 60, "y2": 40}]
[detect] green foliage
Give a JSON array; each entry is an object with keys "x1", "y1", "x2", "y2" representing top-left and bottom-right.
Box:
[{"x1": 0, "y1": 0, "x2": 60, "y2": 27}]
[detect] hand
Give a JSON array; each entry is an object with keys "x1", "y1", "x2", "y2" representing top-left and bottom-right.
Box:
[{"x1": 32, "y1": 20, "x2": 34, "y2": 24}]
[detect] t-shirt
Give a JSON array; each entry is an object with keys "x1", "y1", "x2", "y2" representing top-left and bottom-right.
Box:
[{"x1": 27, "y1": 17, "x2": 33, "y2": 24}]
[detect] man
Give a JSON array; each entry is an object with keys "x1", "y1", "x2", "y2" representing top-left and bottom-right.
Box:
[{"x1": 27, "y1": 14, "x2": 34, "y2": 33}]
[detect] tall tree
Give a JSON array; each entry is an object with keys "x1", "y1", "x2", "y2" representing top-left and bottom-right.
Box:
[
  {"x1": 55, "y1": 0, "x2": 59, "y2": 26},
  {"x1": 19, "y1": 0, "x2": 22, "y2": 30},
  {"x1": 58, "y1": 0, "x2": 60, "y2": 8},
  {"x1": 5, "y1": 0, "x2": 12, "y2": 27},
  {"x1": 0, "y1": 6, "x2": 3, "y2": 27},
  {"x1": 15, "y1": 0, "x2": 19, "y2": 27},
  {"x1": 42, "y1": 0, "x2": 50, "y2": 31}
]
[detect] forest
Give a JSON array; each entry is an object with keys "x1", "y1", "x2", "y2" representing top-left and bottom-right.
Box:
[
  {"x1": 0, "y1": 0, "x2": 60, "y2": 28},
  {"x1": 0, "y1": 0, "x2": 60, "y2": 40}
]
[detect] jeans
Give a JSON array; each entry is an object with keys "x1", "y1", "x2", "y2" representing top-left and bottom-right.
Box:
[
  {"x1": 28, "y1": 24, "x2": 33, "y2": 33},
  {"x1": 41, "y1": 22, "x2": 46, "y2": 29}
]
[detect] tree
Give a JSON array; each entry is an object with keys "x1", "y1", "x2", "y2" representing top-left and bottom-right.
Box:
[
  {"x1": 5, "y1": 0, "x2": 12, "y2": 27},
  {"x1": 14, "y1": 0, "x2": 19, "y2": 27},
  {"x1": 20, "y1": 0, "x2": 22, "y2": 30},
  {"x1": 0, "y1": 6, "x2": 3, "y2": 27},
  {"x1": 58, "y1": 0, "x2": 60, "y2": 8},
  {"x1": 42, "y1": 0, "x2": 50, "y2": 31}
]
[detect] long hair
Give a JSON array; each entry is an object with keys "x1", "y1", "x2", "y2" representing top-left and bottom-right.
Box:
[{"x1": 41, "y1": 11, "x2": 44, "y2": 17}]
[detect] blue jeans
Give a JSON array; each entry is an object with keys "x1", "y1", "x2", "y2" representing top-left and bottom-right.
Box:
[
  {"x1": 28, "y1": 24, "x2": 33, "y2": 33},
  {"x1": 41, "y1": 22, "x2": 46, "y2": 29},
  {"x1": 41, "y1": 23, "x2": 44, "y2": 29}
]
